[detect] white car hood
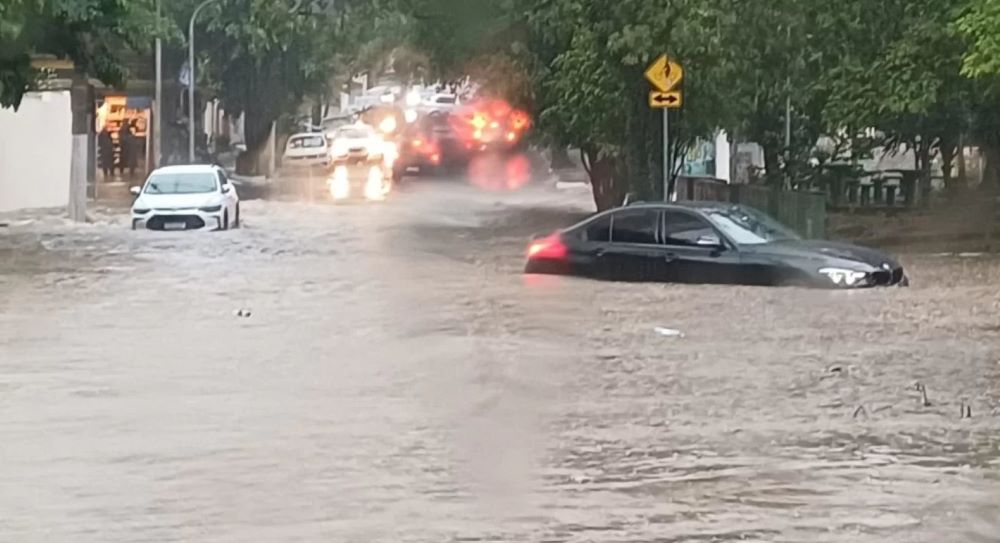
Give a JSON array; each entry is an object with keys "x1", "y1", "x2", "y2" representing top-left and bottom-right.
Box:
[
  {"x1": 337, "y1": 137, "x2": 375, "y2": 148},
  {"x1": 135, "y1": 192, "x2": 221, "y2": 210}
]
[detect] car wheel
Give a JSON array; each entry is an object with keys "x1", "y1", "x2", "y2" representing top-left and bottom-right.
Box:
[{"x1": 222, "y1": 210, "x2": 229, "y2": 231}]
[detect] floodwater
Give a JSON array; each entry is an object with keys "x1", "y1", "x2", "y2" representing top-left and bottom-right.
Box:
[{"x1": 2, "y1": 175, "x2": 1000, "y2": 542}]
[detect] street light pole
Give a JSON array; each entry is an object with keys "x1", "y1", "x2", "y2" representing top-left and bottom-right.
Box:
[
  {"x1": 188, "y1": 0, "x2": 220, "y2": 163},
  {"x1": 154, "y1": 0, "x2": 162, "y2": 169}
]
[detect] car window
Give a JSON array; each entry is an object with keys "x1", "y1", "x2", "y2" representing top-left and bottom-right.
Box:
[
  {"x1": 584, "y1": 215, "x2": 611, "y2": 242},
  {"x1": 663, "y1": 211, "x2": 716, "y2": 246},
  {"x1": 144, "y1": 173, "x2": 218, "y2": 194},
  {"x1": 288, "y1": 135, "x2": 326, "y2": 148},
  {"x1": 610, "y1": 209, "x2": 658, "y2": 244},
  {"x1": 338, "y1": 128, "x2": 371, "y2": 139},
  {"x1": 216, "y1": 170, "x2": 227, "y2": 188}
]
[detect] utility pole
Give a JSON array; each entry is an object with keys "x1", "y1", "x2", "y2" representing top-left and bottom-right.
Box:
[
  {"x1": 663, "y1": 109, "x2": 670, "y2": 201},
  {"x1": 154, "y1": 0, "x2": 162, "y2": 169}
]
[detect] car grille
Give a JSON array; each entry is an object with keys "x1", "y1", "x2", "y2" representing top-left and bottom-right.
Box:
[{"x1": 146, "y1": 215, "x2": 206, "y2": 230}]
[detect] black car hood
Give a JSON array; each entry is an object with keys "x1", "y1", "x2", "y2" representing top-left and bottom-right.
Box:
[{"x1": 745, "y1": 239, "x2": 900, "y2": 270}]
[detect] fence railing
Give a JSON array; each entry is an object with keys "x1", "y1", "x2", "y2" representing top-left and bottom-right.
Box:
[{"x1": 675, "y1": 176, "x2": 827, "y2": 239}]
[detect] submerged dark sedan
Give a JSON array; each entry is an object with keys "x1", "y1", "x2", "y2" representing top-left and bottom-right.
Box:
[{"x1": 524, "y1": 202, "x2": 908, "y2": 288}]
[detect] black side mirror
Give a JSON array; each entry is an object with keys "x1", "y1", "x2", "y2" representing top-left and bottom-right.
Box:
[{"x1": 221, "y1": 185, "x2": 231, "y2": 194}]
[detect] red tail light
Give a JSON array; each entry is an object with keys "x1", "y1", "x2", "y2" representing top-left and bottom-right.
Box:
[{"x1": 527, "y1": 234, "x2": 568, "y2": 260}]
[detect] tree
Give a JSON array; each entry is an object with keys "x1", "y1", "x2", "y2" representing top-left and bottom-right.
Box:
[
  {"x1": 0, "y1": 0, "x2": 156, "y2": 109},
  {"x1": 956, "y1": 0, "x2": 1000, "y2": 189},
  {"x1": 169, "y1": 0, "x2": 341, "y2": 174}
]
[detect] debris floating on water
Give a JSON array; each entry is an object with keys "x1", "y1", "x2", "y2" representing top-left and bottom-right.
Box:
[
  {"x1": 960, "y1": 401, "x2": 973, "y2": 419},
  {"x1": 233, "y1": 308, "x2": 253, "y2": 318},
  {"x1": 915, "y1": 382, "x2": 932, "y2": 407},
  {"x1": 653, "y1": 327, "x2": 684, "y2": 338}
]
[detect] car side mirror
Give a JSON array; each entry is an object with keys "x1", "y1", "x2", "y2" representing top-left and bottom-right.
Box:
[
  {"x1": 696, "y1": 234, "x2": 722, "y2": 248},
  {"x1": 130, "y1": 186, "x2": 141, "y2": 196},
  {"x1": 221, "y1": 184, "x2": 231, "y2": 194}
]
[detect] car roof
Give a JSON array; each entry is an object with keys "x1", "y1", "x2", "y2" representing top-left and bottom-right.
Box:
[
  {"x1": 621, "y1": 200, "x2": 737, "y2": 212},
  {"x1": 151, "y1": 165, "x2": 218, "y2": 175}
]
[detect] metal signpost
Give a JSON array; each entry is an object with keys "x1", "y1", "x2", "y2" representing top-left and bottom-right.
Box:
[{"x1": 644, "y1": 55, "x2": 683, "y2": 200}]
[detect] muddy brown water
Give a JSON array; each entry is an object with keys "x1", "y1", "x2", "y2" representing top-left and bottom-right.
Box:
[{"x1": 2, "y1": 181, "x2": 999, "y2": 542}]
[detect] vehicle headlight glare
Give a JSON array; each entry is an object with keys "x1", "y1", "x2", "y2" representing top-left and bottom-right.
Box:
[
  {"x1": 365, "y1": 167, "x2": 386, "y2": 200},
  {"x1": 819, "y1": 267, "x2": 868, "y2": 287}
]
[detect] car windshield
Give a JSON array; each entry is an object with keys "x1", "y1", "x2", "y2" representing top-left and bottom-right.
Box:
[
  {"x1": 144, "y1": 173, "x2": 217, "y2": 194},
  {"x1": 705, "y1": 206, "x2": 801, "y2": 245},
  {"x1": 288, "y1": 135, "x2": 325, "y2": 148},
  {"x1": 338, "y1": 128, "x2": 370, "y2": 139}
]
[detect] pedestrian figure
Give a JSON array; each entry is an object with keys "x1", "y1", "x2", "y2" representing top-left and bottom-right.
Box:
[
  {"x1": 119, "y1": 121, "x2": 135, "y2": 176},
  {"x1": 126, "y1": 121, "x2": 140, "y2": 175},
  {"x1": 98, "y1": 126, "x2": 115, "y2": 178}
]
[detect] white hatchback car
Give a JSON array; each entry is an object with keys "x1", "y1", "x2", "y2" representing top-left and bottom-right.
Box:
[
  {"x1": 130, "y1": 165, "x2": 240, "y2": 231},
  {"x1": 283, "y1": 133, "x2": 331, "y2": 168},
  {"x1": 329, "y1": 124, "x2": 384, "y2": 163}
]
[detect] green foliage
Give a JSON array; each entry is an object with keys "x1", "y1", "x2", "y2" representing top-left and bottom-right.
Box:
[
  {"x1": 0, "y1": 0, "x2": 157, "y2": 109},
  {"x1": 957, "y1": 0, "x2": 1000, "y2": 77}
]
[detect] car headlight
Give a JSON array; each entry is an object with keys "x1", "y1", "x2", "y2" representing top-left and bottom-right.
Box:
[
  {"x1": 819, "y1": 267, "x2": 870, "y2": 287},
  {"x1": 199, "y1": 205, "x2": 222, "y2": 212},
  {"x1": 132, "y1": 208, "x2": 150, "y2": 214}
]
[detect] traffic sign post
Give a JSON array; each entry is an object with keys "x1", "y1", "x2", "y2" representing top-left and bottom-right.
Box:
[{"x1": 645, "y1": 55, "x2": 683, "y2": 200}]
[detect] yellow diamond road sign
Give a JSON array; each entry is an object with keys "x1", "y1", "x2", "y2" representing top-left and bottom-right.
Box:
[
  {"x1": 644, "y1": 55, "x2": 683, "y2": 93},
  {"x1": 649, "y1": 91, "x2": 682, "y2": 109}
]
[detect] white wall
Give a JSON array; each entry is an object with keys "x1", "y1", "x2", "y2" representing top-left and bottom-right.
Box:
[
  {"x1": 715, "y1": 131, "x2": 731, "y2": 182},
  {"x1": 0, "y1": 91, "x2": 73, "y2": 212}
]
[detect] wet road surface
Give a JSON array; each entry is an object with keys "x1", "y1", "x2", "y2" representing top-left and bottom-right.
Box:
[{"x1": 2, "y1": 174, "x2": 1000, "y2": 542}]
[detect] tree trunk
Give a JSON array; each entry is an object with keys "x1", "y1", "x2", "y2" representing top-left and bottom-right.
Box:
[
  {"x1": 236, "y1": 106, "x2": 276, "y2": 176},
  {"x1": 762, "y1": 145, "x2": 780, "y2": 186},
  {"x1": 939, "y1": 143, "x2": 955, "y2": 192},
  {"x1": 582, "y1": 148, "x2": 626, "y2": 211},
  {"x1": 981, "y1": 144, "x2": 1000, "y2": 193},
  {"x1": 957, "y1": 134, "x2": 967, "y2": 187}
]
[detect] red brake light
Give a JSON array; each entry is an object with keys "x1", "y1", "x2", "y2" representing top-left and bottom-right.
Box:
[{"x1": 527, "y1": 234, "x2": 567, "y2": 260}]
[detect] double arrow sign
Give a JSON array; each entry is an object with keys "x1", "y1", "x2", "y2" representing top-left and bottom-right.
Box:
[{"x1": 644, "y1": 55, "x2": 683, "y2": 109}]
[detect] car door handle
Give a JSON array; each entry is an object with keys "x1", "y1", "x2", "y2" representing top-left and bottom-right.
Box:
[{"x1": 663, "y1": 252, "x2": 678, "y2": 262}]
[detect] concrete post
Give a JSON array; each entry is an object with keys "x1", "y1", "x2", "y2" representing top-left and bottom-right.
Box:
[{"x1": 69, "y1": 75, "x2": 91, "y2": 222}]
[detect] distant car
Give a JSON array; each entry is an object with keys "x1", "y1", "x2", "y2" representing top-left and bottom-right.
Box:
[
  {"x1": 330, "y1": 124, "x2": 384, "y2": 164},
  {"x1": 283, "y1": 133, "x2": 331, "y2": 168},
  {"x1": 426, "y1": 93, "x2": 459, "y2": 107},
  {"x1": 525, "y1": 202, "x2": 908, "y2": 288},
  {"x1": 130, "y1": 165, "x2": 240, "y2": 231}
]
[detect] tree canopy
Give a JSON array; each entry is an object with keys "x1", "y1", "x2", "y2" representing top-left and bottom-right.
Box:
[{"x1": 0, "y1": 0, "x2": 156, "y2": 109}]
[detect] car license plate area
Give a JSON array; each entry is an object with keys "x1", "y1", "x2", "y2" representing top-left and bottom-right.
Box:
[{"x1": 164, "y1": 221, "x2": 187, "y2": 231}]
